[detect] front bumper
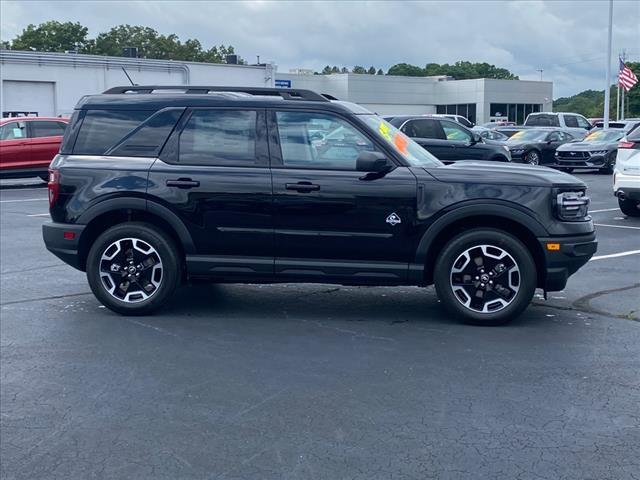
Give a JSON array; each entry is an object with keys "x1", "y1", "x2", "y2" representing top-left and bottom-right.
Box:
[
  {"x1": 538, "y1": 232, "x2": 597, "y2": 291},
  {"x1": 552, "y1": 153, "x2": 607, "y2": 169},
  {"x1": 42, "y1": 222, "x2": 86, "y2": 271}
]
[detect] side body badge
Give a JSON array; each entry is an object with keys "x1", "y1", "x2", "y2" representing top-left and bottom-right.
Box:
[{"x1": 386, "y1": 212, "x2": 402, "y2": 226}]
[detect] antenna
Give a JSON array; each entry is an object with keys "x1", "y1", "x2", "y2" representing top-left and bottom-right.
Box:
[
  {"x1": 536, "y1": 68, "x2": 543, "y2": 81},
  {"x1": 121, "y1": 67, "x2": 136, "y2": 86}
]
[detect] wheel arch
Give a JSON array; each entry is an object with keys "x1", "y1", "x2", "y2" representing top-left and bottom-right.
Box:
[
  {"x1": 76, "y1": 198, "x2": 194, "y2": 271},
  {"x1": 415, "y1": 204, "x2": 547, "y2": 287}
]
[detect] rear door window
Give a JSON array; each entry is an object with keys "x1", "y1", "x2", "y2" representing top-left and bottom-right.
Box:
[
  {"x1": 108, "y1": 109, "x2": 183, "y2": 157},
  {"x1": 576, "y1": 116, "x2": 591, "y2": 129},
  {"x1": 0, "y1": 122, "x2": 27, "y2": 140},
  {"x1": 402, "y1": 119, "x2": 442, "y2": 139},
  {"x1": 178, "y1": 109, "x2": 258, "y2": 166},
  {"x1": 73, "y1": 110, "x2": 153, "y2": 155},
  {"x1": 29, "y1": 120, "x2": 67, "y2": 138},
  {"x1": 563, "y1": 115, "x2": 579, "y2": 128}
]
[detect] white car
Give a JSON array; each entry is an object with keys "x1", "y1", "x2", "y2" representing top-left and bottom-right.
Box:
[{"x1": 613, "y1": 127, "x2": 640, "y2": 217}]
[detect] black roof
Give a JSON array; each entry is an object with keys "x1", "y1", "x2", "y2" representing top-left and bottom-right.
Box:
[{"x1": 77, "y1": 85, "x2": 355, "y2": 114}]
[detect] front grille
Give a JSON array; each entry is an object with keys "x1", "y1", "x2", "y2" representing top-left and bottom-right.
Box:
[{"x1": 557, "y1": 151, "x2": 590, "y2": 159}]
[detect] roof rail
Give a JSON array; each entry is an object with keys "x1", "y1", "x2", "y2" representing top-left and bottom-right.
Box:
[{"x1": 102, "y1": 85, "x2": 328, "y2": 102}]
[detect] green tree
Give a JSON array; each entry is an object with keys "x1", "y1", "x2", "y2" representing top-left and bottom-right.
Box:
[
  {"x1": 352, "y1": 65, "x2": 367, "y2": 74},
  {"x1": 340, "y1": 67, "x2": 348, "y2": 73},
  {"x1": 10, "y1": 21, "x2": 91, "y2": 53},
  {"x1": 331, "y1": 66, "x2": 340, "y2": 73},
  {"x1": 367, "y1": 66, "x2": 376, "y2": 75},
  {"x1": 376, "y1": 68, "x2": 384, "y2": 75},
  {"x1": 387, "y1": 63, "x2": 424, "y2": 76},
  {"x1": 321, "y1": 65, "x2": 332, "y2": 74}
]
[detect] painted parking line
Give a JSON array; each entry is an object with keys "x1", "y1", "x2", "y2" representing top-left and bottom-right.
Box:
[
  {"x1": 27, "y1": 213, "x2": 50, "y2": 217},
  {"x1": 0, "y1": 198, "x2": 48, "y2": 203},
  {"x1": 595, "y1": 223, "x2": 640, "y2": 230},
  {"x1": 590, "y1": 250, "x2": 640, "y2": 261},
  {"x1": 590, "y1": 208, "x2": 620, "y2": 213}
]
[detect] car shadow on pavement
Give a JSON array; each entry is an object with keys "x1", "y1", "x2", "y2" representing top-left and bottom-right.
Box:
[{"x1": 150, "y1": 282, "x2": 542, "y2": 328}]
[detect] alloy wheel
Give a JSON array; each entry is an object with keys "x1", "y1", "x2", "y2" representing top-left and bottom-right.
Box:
[
  {"x1": 526, "y1": 151, "x2": 540, "y2": 165},
  {"x1": 99, "y1": 237, "x2": 163, "y2": 303},
  {"x1": 449, "y1": 244, "x2": 520, "y2": 313}
]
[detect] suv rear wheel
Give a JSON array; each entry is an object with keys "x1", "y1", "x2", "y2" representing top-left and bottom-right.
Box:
[
  {"x1": 433, "y1": 228, "x2": 536, "y2": 325},
  {"x1": 618, "y1": 197, "x2": 640, "y2": 217},
  {"x1": 86, "y1": 222, "x2": 181, "y2": 315}
]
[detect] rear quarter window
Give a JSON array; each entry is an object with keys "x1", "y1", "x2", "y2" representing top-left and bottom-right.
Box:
[{"x1": 73, "y1": 110, "x2": 154, "y2": 155}]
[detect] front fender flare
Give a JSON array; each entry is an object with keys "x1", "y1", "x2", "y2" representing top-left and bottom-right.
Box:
[{"x1": 414, "y1": 202, "x2": 548, "y2": 265}]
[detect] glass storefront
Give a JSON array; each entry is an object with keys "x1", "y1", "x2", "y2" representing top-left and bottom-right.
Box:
[
  {"x1": 436, "y1": 103, "x2": 477, "y2": 124},
  {"x1": 490, "y1": 103, "x2": 541, "y2": 122}
]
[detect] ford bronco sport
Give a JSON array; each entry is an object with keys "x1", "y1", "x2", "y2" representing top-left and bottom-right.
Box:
[{"x1": 43, "y1": 86, "x2": 597, "y2": 325}]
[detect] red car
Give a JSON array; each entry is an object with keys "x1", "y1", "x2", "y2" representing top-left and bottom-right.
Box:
[{"x1": 0, "y1": 116, "x2": 68, "y2": 180}]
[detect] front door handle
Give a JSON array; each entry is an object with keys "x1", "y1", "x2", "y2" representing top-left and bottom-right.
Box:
[
  {"x1": 166, "y1": 178, "x2": 200, "y2": 189},
  {"x1": 285, "y1": 182, "x2": 320, "y2": 193}
]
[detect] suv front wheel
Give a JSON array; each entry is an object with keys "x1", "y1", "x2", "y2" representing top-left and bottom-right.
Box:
[
  {"x1": 433, "y1": 229, "x2": 537, "y2": 325},
  {"x1": 86, "y1": 222, "x2": 181, "y2": 315}
]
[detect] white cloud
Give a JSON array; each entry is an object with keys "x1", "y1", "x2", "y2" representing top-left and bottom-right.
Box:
[{"x1": 1, "y1": 0, "x2": 638, "y2": 97}]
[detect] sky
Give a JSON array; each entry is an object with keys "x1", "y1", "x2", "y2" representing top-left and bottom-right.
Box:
[{"x1": 1, "y1": 0, "x2": 638, "y2": 99}]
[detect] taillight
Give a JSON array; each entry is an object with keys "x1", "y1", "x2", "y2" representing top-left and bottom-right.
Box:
[
  {"x1": 618, "y1": 141, "x2": 636, "y2": 149},
  {"x1": 48, "y1": 169, "x2": 60, "y2": 207}
]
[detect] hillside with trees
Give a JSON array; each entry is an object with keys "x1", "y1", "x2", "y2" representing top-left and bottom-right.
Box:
[{"x1": 553, "y1": 62, "x2": 640, "y2": 118}]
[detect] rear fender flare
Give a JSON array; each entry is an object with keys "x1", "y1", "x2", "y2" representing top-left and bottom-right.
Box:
[{"x1": 76, "y1": 197, "x2": 195, "y2": 253}]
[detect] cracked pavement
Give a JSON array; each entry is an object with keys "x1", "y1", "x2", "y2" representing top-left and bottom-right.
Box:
[{"x1": 1, "y1": 173, "x2": 639, "y2": 480}]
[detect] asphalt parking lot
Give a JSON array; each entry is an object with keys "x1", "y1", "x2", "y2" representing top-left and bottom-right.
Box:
[{"x1": 1, "y1": 172, "x2": 639, "y2": 480}]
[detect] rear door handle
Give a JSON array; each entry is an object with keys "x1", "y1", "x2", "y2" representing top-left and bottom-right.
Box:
[
  {"x1": 166, "y1": 178, "x2": 200, "y2": 189},
  {"x1": 285, "y1": 182, "x2": 320, "y2": 193}
]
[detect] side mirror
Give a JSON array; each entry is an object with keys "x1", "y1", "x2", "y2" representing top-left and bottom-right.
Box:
[{"x1": 356, "y1": 151, "x2": 389, "y2": 172}]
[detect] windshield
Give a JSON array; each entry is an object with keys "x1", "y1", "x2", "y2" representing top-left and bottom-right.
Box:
[
  {"x1": 584, "y1": 130, "x2": 624, "y2": 142},
  {"x1": 360, "y1": 115, "x2": 443, "y2": 168},
  {"x1": 508, "y1": 130, "x2": 549, "y2": 142}
]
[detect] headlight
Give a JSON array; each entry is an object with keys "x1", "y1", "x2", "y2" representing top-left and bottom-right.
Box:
[
  {"x1": 502, "y1": 145, "x2": 510, "y2": 152},
  {"x1": 590, "y1": 150, "x2": 608, "y2": 156},
  {"x1": 556, "y1": 191, "x2": 590, "y2": 221},
  {"x1": 510, "y1": 148, "x2": 525, "y2": 154}
]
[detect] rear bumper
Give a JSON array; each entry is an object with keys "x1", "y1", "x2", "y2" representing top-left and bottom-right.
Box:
[
  {"x1": 538, "y1": 232, "x2": 597, "y2": 291},
  {"x1": 614, "y1": 170, "x2": 640, "y2": 200},
  {"x1": 42, "y1": 222, "x2": 86, "y2": 271}
]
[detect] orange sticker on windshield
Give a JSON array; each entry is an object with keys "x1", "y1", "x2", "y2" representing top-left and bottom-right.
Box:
[{"x1": 394, "y1": 133, "x2": 409, "y2": 154}]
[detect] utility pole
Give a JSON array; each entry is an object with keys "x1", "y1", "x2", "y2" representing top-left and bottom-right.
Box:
[
  {"x1": 603, "y1": 0, "x2": 613, "y2": 129},
  {"x1": 536, "y1": 68, "x2": 543, "y2": 81}
]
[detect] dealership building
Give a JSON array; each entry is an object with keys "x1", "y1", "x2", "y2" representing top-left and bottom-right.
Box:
[{"x1": 1, "y1": 50, "x2": 552, "y2": 124}]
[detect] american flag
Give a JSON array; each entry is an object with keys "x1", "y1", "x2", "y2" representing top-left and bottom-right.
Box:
[{"x1": 619, "y1": 58, "x2": 638, "y2": 92}]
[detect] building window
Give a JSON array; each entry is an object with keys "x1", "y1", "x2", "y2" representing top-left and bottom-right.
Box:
[
  {"x1": 490, "y1": 103, "x2": 543, "y2": 122},
  {"x1": 434, "y1": 103, "x2": 477, "y2": 124}
]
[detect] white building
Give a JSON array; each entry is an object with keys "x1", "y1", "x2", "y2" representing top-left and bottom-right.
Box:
[
  {"x1": 1, "y1": 50, "x2": 552, "y2": 125},
  {"x1": 276, "y1": 72, "x2": 553, "y2": 124},
  {"x1": 0, "y1": 50, "x2": 275, "y2": 117}
]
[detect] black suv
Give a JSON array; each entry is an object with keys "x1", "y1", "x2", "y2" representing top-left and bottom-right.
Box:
[
  {"x1": 43, "y1": 86, "x2": 597, "y2": 325},
  {"x1": 384, "y1": 115, "x2": 511, "y2": 163}
]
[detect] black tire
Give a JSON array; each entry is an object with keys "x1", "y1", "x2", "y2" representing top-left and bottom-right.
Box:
[
  {"x1": 86, "y1": 222, "x2": 181, "y2": 315},
  {"x1": 433, "y1": 228, "x2": 537, "y2": 326},
  {"x1": 618, "y1": 197, "x2": 640, "y2": 217},
  {"x1": 599, "y1": 153, "x2": 615, "y2": 174},
  {"x1": 524, "y1": 150, "x2": 541, "y2": 166}
]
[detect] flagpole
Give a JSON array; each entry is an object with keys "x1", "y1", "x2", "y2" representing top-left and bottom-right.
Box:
[
  {"x1": 603, "y1": 0, "x2": 613, "y2": 128},
  {"x1": 621, "y1": 51, "x2": 626, "y2": 120},
  {"x1": 616, "y1": 60, "x2": 620, "y2": 121}
]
